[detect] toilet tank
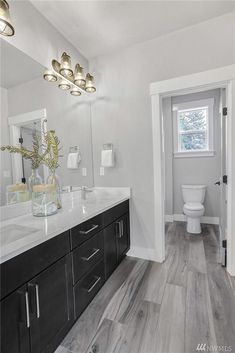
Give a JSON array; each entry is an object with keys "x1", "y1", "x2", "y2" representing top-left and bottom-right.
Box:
[{"x1": 182, "y1": 185, "x2": 206, "y2": 203}]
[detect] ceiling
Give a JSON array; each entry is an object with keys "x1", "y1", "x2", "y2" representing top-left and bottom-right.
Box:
[
  {"x1": 31, "y1": 1, "x2": 235, "y2": 59},
  {"x1": 0, "y1": 39, "x2": 43, "y2": 89}
]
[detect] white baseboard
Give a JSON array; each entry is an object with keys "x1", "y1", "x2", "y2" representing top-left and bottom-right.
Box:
[
  {"x1": 165, "y1": 214, "x2": 219, "y2": 225},
  {"x1": 165, "y1": 215, "x2": 174, "y2": 222},
  {"x1": 127, "y1": 246, "x2": 161, "y2": 262}
]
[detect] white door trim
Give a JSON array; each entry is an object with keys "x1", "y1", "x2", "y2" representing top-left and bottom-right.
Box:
[
  {"x1": 8, "y1": 109, "x2": 48, "y2": 183},
  {"x1": 150, "y1": 65, "x2": 235, "y2": 276}
]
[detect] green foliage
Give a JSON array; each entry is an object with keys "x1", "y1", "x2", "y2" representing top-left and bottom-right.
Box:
[
  {"x1": 1, "y1": 132, "x2": 43, "y2": 169},
  {"x1": 42, "y1": 130, "x2": 62, "y2": 171},
  {"x1": 1, "y1": 130, "x2": 62, "y2": 171}
]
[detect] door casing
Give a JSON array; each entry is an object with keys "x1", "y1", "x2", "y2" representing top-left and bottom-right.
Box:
[{"x1": 150, "y1": 65, "x2": 235, "y2": 276}]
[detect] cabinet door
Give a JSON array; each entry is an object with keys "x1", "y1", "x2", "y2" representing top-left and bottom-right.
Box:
[
  {"x1": 29, "y1": 255, "x2": 73, "y2": 353},
  {"x1": 117, "y1": 213, "x2": 130, "y2": 261},
  {"x1": 104, "y1": 222, "x2": 118, "y2": 279},
  {"x1": 1, "y1": 285, "x2": 30, "y2": 353}
]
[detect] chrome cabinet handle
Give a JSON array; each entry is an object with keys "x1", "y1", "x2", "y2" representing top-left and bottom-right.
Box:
[
  {"x1": 116, "y1": 221, "x2": 122, "y2": 238},
  {"x1": 79, "y1": 224, "x2": 99, "y2": 235},
  {"x1": 25, "y1": 292, "x2": 30, "y2": 328},
  {"x1": 121, "y1": 220, "x2": 124, "y2": 237},
  {"x1": 35, "y1": 284, "x2": 40, "y2": 319},
  {"x1": 81, "y1": 248, "x2": 100, "y2": 261},
  {"x1": 86, "y1": 276, "x2": 101, "y2": 293}
]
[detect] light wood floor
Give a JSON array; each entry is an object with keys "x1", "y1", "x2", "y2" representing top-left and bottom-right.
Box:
[{"x1": 55, "y1": 222, "x2": 235, "y2": 353}]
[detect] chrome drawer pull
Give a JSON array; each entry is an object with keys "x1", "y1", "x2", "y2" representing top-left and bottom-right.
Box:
[
  {"x1": 25, "y1": 292, "x2": 30, "y2": 328},
  {"x1": 81, "y1": 248, "x2": 100, "y2": 261},
  {"x1": 35, "y1": 284, "x2": 40, "y2": 319},
  {"x1": 86, "y1": 276, "x2": 101, "y2": 293},
  {"x1": 116, "y1": 221, "x2": 122, "y2": 238},
  {"x1": 121, "y1": 220, "x2": 124, "y2": 237},
  {"x1": 79, "y1": 224, "x2": 99, "y2": 235}
]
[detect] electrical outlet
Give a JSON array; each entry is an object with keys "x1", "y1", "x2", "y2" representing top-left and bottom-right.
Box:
[
  {"x1": 82, "y1": 167, "x2": 87, "y2": 176},
  {"x1": 100, "y1": 167, "x2": 105, "y2": 176}
]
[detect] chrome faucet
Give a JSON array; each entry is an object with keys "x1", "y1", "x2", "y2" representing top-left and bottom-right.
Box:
[{"x1": 81, "y1": 186, "x2": 92, "y2": 200}]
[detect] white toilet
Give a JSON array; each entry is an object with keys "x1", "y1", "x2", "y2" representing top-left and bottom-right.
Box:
[{"x1": 182, "y1": 184, "x2": 206, "y2": 234}]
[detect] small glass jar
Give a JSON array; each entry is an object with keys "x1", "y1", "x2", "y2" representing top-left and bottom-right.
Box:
[
  {"x1": 32, "y1": 184, "x2": 58, "y2": 217},
  {"x1": 28, "y1": 169, "x2": 43, "y2": 193},
  {"x1": 47, "y1": 170, "x2": 62, "y2": 209}
]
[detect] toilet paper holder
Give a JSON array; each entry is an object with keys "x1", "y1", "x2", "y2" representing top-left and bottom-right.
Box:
[
  {"x1": 69, "y1": 146, "x2": 79, "y2": 153},
  {"x1": 102, "y1": 143, "x2": 113, "y2": 151}
]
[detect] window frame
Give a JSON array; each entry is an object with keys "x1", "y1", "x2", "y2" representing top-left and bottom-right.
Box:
[{"x1": 172, "y1": 98, "x2": 215, "y2": 158}]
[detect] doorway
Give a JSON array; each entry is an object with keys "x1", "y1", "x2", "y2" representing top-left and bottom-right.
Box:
[
  {"x1": 8, "y1": 109, "x2": 48, "y2": 184},
  {"x1": 162, "y1": 87, "x2": 227, "y2": 265},
  {"x1": 150, "y1": 65, "x2": 235, "y2": 276}
]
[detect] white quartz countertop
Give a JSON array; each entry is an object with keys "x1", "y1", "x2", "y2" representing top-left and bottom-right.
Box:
[{"x1": 0, "y1": 187, "x2": 130, "y2": 264}]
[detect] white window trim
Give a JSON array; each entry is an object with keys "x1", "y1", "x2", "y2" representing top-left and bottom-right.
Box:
[{"x1": 172, "y1": 98, "x2": 214, "y2": 157}]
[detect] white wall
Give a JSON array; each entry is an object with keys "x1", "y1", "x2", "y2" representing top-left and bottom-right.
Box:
[
  {"x1": 7, "y1": 77, "x2": 93, "y2": 187},
  {"x1": 163, "y1": 89, "x2": 221, "y2": 218},
  {"x1": 5, "y1": 0, "x2": 87, "y2": 71},
  {"x1": 89, "y1": 12, "x2": 235, "y2": 254},
  {"x1": 0, "y1": 0, "x2": 94, "y2": 194},
  {"x1": 0, "y1": 87, "x2": 12, "y2": 205}
]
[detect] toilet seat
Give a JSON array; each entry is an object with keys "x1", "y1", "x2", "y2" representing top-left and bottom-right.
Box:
[{"x1": 184, "y1": 202, "x2": 204, "y2": 212}]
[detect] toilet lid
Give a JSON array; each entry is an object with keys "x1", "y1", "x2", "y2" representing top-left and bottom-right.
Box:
[{"x1": 184, "y1": 202, "x2": 204, "y2": 211}]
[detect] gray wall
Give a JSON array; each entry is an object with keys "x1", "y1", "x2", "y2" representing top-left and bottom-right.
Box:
[
  {"x1": 163, "y1": 89, "x2": 221, "y2": 218},
  {"x1": 0, "y1": 0, "x2": 93, "y2": 202},
  {"x1": 7, "y1": 77, "x2": 94, "y2": 187},
  {"x1": 4, "y1": 1, "x2": 87, "y2": 72},
  {"x1": 89, "y1": 12, "x2": 234, "y2": 251},
  {"x1": 0, "y1": 87, "x2": 12, "y2": 205}
]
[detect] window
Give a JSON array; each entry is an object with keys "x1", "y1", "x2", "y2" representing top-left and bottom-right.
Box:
[{"x1": 173, "y1": 98, "x2": 214, "y2": 157}]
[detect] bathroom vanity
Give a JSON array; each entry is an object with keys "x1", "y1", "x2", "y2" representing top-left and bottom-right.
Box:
[{"x1": 0, "y1": 188, "x2": 130, "y2": 353}]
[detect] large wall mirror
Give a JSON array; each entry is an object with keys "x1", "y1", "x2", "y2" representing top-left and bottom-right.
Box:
[{"x1": 0, "y1": 39, "x2": 94, "y2": 206}]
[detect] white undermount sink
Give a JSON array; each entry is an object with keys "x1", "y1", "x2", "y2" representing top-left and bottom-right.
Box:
[{"x1": 1, "y1": 224, "x2": 39, "y2": 246}]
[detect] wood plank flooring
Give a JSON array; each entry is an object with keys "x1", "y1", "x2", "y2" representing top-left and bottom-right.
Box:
[{"x1": 55, "y1": 222, "x2": 235, "y2": 353}]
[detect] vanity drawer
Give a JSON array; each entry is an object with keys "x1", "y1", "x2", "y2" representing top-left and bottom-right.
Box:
[
  {"x1": 74, "y1": 259, "x2": 105, "y2": 318},
  {"x1": 1, "y1": 231, "x2": 70, "y2": 300},
  {"x1": 70, "y1": 214, "x2": 103, "y2": 249},
  {"x1": 103, "y1": 200, "x2": 129, "y2": 227},
  {"x1": 72, "y1": 231, "x2": 104, "y2": 284}
]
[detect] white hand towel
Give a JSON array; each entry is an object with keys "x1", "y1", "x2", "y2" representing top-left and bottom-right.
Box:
[
  {"x1": 101, "y1": 149, "x2": 114, "y2": 167},
  {"x1": 67, "y1": 152, "x2": 81, "y2": 169}
]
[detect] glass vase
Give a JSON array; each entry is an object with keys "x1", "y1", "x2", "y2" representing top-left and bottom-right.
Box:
[
  {"x1": 32, "y1": 184, "x2": 58, "y2": 217},
  {"x1": 47, "y1": 170, "x2": 62, "y2": 209},
  {"x1": 28, "y1": 168, "x2": 43, "y2": 193}
]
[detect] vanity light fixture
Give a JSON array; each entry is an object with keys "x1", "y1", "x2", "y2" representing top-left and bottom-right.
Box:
[
  {"x1": 43, "y1": 69, "x2": 57, "y2": 82},
  {"x1": 58, "y1": 79, "x2": 70, "y2": 90},
  {"x1": 59, "y1": 52, "x2": 73, "y2": 77},
  {"x1": 0, "y1": 0, "x2": 15, "y2": 36},
  {"x1": 74, "y1": 63, "x2": 86, "y2": 87},
  {"x1": 70, "y1": 88, "x2": 81, "y2": 96},
  {"x1": 43, "y1": 52, "x2": 96, "y2": 97},
  {"x1": 85, "y1": 73, "x2": 96, "y2": 93}
]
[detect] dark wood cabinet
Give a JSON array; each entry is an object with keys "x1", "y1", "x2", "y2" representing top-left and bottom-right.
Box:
[
  {"x1": 1, "y1": 255, "x2": 73, "y2": 353},
  {"x1": 1, "y1": 200, "x2": 130, "y2": 353},
  {"x1": 104, "y1": 211, "x2": 130, "y2": 279},
  {"x1": 74, "y1": 259, "x2": 105, "y2": 318},
  {"x1": 29, "y1": 255, "x2": 73, "y2": 353},
  {"x1": 1, "y1": 285, "x2": 30, "y2": 353},
  {"x1": 117, "y1": 213, "x2": 130, "y2": 262},
  {"x1": 104, "y1": 221, "x2": 118, "y2": 279}
]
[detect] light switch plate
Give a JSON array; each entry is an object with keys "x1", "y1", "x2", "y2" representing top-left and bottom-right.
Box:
[
  {"x1": 82, "y1": 168, "x2": 87, "y2": 176},
  {"x1": 100, "y1": 167, "x2": 105, "y2": 176}
]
